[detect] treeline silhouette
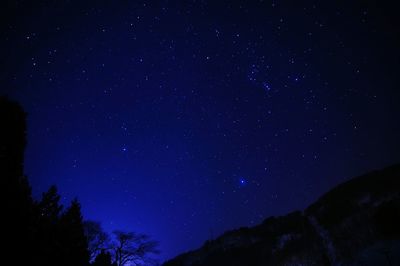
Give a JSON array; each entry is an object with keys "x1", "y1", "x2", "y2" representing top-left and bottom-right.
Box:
[{"x1": 1, "y1": 96, "x2": 159, "y2": 266}]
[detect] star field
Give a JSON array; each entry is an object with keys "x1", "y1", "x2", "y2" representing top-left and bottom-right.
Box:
[{"x1": 1, "y1": 0, "x2": 400, "y2": 261}]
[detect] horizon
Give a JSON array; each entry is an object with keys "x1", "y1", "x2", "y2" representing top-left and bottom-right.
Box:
[{"x1": 1, "y1": 0, "x2": 400, "y2": 262}]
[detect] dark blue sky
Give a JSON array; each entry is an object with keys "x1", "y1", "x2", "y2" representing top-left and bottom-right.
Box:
[{"x1": 1, "y1": 0, "x2": 400, "y2": 262}]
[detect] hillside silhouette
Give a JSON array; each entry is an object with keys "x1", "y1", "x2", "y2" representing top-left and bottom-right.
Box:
[
  {"x1": 164, "y1": 164, "x2": 400, "y2": 266},
  {"x1": 2, "y1": 96, "x2": 399, "y2": 265}
]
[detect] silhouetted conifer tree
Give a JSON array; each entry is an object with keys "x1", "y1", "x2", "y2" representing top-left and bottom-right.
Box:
[
  {"x1": 39, "y1": 185, "x2": 63, "y2": 219},
  {"x1": 34, "y1": 185, "x2": 64, "y2": 265},
  {"x1": 59, "y1": 199, "x2": 90, "y2": 266}
]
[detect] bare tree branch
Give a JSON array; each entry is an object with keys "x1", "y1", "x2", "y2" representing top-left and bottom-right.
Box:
[
  {"x1": 84, "y1": 220, "x2": 111, "y2": 262},
  {"x1": 112, "y1": 230, "x2": 159, "y2": 266}
]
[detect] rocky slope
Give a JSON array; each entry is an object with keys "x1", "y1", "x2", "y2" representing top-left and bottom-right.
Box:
[{"x1": 164, "y1": 164, "x2": 400, "y2": 266}]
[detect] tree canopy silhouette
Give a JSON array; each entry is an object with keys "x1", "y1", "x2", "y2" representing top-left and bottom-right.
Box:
[
  {"x1": 1, "y1": 96, "x2": 159, "y2": 265},
  {"x1": 92, "y1": 250, "x2": 116, "y2": 266},
  {"x1": 84, "y1": 220, "x2": 111, "y2": 261},
  {"x1": 113, "y1": 230, "x2": 159, "y2": 266}
]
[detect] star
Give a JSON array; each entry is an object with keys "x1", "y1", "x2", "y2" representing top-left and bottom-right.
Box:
[{"x1": 239, "y1": 178, "x2": 248, "y2": 187}]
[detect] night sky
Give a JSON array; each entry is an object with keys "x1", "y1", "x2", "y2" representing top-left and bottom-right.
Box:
[{"x1": 1, "y1": 0, "x2": 400, "y2": 262}]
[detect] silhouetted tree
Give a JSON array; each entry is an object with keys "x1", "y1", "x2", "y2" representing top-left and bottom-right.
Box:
[
  {"x1": 84, "y1": 220, "x2": 111, "y2": 262},
  {"x1": 2, "y1": 97, "x2": 159, "y2": 266},
  {"x1": 112, "y1": 230, "x2": 159, "y2": 266},
  {"x1": 0, "y1": 97, "x2": 27, "y2": 179},
  {"x1": 32, "y1": 187, "x2": 91, "y2": 266},
  {"x1": 59, "y1": 199, "x2": 90, "y2": 266},
  {"x1": 34, "y1": 185, "x2": 64, "y2": 265},
  {"x1": 38, "y1": 185, "x2": 63, "y2": 219},
  {"x1": 1, "y1": 96, "x2": 33, "y2": 264}
]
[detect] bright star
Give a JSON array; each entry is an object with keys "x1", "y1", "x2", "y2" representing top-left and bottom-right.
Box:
[{"x1": 239, "y1": 178, "x2": 247, "y2": 187}]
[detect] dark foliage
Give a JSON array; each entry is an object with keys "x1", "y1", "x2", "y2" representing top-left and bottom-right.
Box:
[
  {"x1": 112, "y1": 230, "x2": 159, "y2": 266},
  {"x1": 59, "y1": 199, "x2": 90, "y2": 265},
  {"x1": 1, "y1": 97, "x2": 89, "y2": 265},
  {"x1": 83, "y1": 222, "x2": 160, "y2": 265},
  {"x1": 1, "y1": 96, "x2": 32, "y2": 264},
  {"x1": 92, "y1": 250, "x2": 116, "y2": 266},
  {"x1": 1, "y1": 96, "x2": 158, "y2": 265},
  {"x1": 84, "y1": 221, "x2": 111, "y2": 261}
]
